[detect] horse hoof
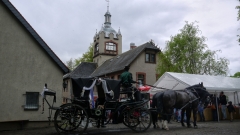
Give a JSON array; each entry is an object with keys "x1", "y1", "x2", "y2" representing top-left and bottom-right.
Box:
[
  {"x1": 182, "y1": 124, "x2": 185, "y2": 127},
  {"x1": 162, "y1": 128, "x2": 169, "y2": 130},
  {"x1": 187, "y1": 125, "x2": 192, "y2": 128},
  {"x1": 194, "y1": 126, "x2": 198, "y2": 129}
]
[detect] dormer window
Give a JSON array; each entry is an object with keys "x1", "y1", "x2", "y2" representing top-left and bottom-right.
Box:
[
  {"x1": 106, "y1": 42, "x2": 116, "y2": 51},
  {"x1": 145, "y1": 53, "x2": 156, "y2": 63}
]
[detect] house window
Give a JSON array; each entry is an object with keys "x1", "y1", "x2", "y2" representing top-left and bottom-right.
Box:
[
  {"x1": 136, "y1": 72, "x2": 146, "y2": 87},
  {"x1": 24, "y1": 92, "x2": 39, "y2": 110},
  {"x1": 145, "y1": 53, "x2": 156, "y2": 63},
  {"x1": 94, "y1": 43, "x2": 99, "y2": 55},
  {"x1": 106, "y1": 42, "x2": 116, "y2": 51},
  {"x1": 118, "y1": 75, "x2": 121, "y2": 80},
  {"x1": 63, "y1": 80, "x2": 68, "y2": 92}
]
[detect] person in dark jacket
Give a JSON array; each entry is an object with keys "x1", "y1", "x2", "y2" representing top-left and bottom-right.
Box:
[
  {"x1": 219, "y1": 91, "x2": 227, "y2": 120},
  {"x1": 120, "y1": 65, "x2": 140, "y2": 101},
  {"x1": 227, "y1": 101, "x2": 236, "y2": 122},
  {"x1": 120, "y1": 66, "x2": 137, "y2": 87},
  {"x1": 210, "y1": 94, "x2": 219, "y2": 121}
]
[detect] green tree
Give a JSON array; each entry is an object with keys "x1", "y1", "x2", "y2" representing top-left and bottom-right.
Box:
[
  {"x1": 157, "y1": 21, "x2": 229, "y2": 76},
  {"x1": 65, "y1": 58, "x2": 74, "y2": 71},
  {"x1": 230, "y1": 72, "x2": 240, "y2": 78},
  {"x1": 236, "y1": 0, "x2": 240, "y2": 45},
  {"x1": 74, "y1": 43, "x2": 93, "y2": 67}
]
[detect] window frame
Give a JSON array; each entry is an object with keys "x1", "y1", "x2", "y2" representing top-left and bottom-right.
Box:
[
  {"x1": 145, "y1": 52, "x2": 156, "y2": 63},
  {"x1": 105, "y1": 42, "x2": 117, "y2": 51},
  {"x1": 136, "y1": 72, "x2": 146, "y2": 87},
  {"x1": 24, "y1": 92, "x2": 39, "y2": 110},
  {"x1": 94, "y1": 43, "x2": 99, "y2": 55}
]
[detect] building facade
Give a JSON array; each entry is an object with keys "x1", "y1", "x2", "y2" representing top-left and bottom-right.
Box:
[{"x1": 0, "y1": 0, "x2": 69, "y2": 130}]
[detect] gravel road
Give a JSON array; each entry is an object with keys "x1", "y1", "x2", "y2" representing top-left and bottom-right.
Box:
[{"x1": 1, "y1": 120, "x2": 240, "y2": 135}]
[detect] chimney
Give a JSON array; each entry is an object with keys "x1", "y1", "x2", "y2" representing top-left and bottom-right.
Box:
[{"x1": 130, "y1": 43, "x2": 136, "y2": 50}]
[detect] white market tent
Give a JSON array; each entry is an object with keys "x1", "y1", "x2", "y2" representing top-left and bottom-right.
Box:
[{"x1": 150, "y1": 72, "x2": 240, "y2": 105}]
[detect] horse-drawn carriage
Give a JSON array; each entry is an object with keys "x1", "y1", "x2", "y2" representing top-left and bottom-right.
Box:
[{"x1": 42, "y1": 77, "x2": 152, "y2": 134}]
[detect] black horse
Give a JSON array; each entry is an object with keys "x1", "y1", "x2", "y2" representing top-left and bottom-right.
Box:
[{"x1": 152, "y1": 82, "x2": 211, "y2": 130}]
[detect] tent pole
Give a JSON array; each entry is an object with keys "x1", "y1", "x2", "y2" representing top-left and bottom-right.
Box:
[
  {"x1": 237, "y1": 91, "x2": 240, "y2": 106},
  {"x1": 234, "y1": 91, "x2": 236, "y2": 105},
  {"x1": 215, "y1": 91, "x2": 219, "y2": 122}
]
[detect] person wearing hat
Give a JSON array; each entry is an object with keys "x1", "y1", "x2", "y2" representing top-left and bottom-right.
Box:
[
  {"x1": 120, "y1": 65, "x2": 140, "y2": 101},
  {"x1": 120, "y1": 66, "x2": 137, "y2": 87},
  {"x1": 219, "y1": 91, "x2": 227, "y2": 120}
]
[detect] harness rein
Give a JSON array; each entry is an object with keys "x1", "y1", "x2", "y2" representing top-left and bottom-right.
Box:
[{"x1": 179, "y1": 88, "x2": 200, "y2": 110}]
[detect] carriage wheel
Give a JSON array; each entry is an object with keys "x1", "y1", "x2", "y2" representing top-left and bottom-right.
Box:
[
  {"x1": 54, "y1": 103, "x2": 89, "y2": 134},
  {"x1": 121, "y1": 107, "x2": 138, "y2": 128},
  {"x1": 127, "y1": 107, "x2": 152, "y2": 132}
]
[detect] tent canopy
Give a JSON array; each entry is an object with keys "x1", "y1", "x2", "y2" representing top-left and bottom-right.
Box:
[{"x1": 150, "y1": 72, "x2": 240, "y2": 93}]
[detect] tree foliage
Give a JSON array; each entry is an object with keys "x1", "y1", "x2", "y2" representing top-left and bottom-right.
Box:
[
  {"x1": 65, "y1": 43, "x2": 94, "y2": 70},
  {"x1": 230, "y1": 72, "x2": 240, "y2": 78},
  {"x1": 236, "y1": 0, "x2": 240, "y2": 45},
  {"x1": 65, "y1": 58, "x2": 74, "y2": 71},
  {"x1": 157, "y1": 21, "x2": 229, "y2": 77},
  {"x1": 74, "y1": 43, "x2": 94, "y2": 67}
]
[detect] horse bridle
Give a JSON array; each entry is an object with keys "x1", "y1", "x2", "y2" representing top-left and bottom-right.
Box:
[{"x1": 190, "y1": 87, "x2": 210, "y2": 107}]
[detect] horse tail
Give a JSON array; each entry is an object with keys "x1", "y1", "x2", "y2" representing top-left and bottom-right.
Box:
[{"x1": 156, "y1": 92, "x2": 164, "y2": 113}]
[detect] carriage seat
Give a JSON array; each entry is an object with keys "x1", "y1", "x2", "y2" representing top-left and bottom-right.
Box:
[
  {"x1": 120, "y1": 87, "x2": 141, "y2": 101},
  {"x1": 100, "y1": 79, "x2": 121, "y2": 102},
  {"x1": 120, "y1": 87, "x2": 134, "y2": 93}
]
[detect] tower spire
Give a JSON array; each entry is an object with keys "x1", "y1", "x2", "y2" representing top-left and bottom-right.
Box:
[
  {"x1": 104, "y1": 0, "x2": 111, "y2": 26},
  {"x1": 106, "y1": 0, "x2": 109, "y2": 11}
]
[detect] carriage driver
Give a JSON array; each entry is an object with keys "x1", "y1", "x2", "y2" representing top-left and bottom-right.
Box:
[{"x1": 120, "y1": 65, "x2": 141, "y2": 101}]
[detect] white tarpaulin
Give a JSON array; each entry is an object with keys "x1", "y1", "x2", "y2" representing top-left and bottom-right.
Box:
[{"x1": 150, "y1": 72, "x2": 240, "y2": 105}]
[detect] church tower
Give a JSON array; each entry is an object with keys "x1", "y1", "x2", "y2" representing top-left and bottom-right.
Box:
[{"x1": 93, "y1": 3, "x2": 122, "y2": 67}]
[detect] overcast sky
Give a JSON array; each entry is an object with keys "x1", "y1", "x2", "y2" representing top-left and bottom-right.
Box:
[{"x1": 10, "y1": 0, "x2": 240, "y2": 76}]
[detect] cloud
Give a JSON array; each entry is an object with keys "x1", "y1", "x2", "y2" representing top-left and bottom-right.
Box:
[{"x1": 10, "y1": 0, "x2": 240, "y2": 75}]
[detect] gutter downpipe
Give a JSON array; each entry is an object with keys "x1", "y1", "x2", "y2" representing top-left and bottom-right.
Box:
[{"x1": 215, "y1": 91, "x2": 219, "y2": 122}]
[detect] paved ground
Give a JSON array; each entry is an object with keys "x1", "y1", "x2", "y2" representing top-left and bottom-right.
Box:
[{"x1": 1, "y1": 120, "x2": 240, "y2": 135}]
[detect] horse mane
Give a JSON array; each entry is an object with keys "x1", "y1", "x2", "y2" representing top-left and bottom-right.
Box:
[{"x1": 185, "y1": 82, "x2": 206, "y2": 91}]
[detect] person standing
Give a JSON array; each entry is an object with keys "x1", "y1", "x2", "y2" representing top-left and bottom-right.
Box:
[
  {"x1": 227, "y1": 101, "x2": 236, "y2": 122},
  {"x1": 120, "y1": 65, "x2": 140, "y2": 101},
  {"x1": 198, "y1": 101, "x2": 205, "y2": 122},
  {"x1": 120, "y1": 66, "x2": 137, "y2": 87},
  {"x1": 219, "y1": 91, "x2": 227, "y2": 120},
  {"x1": 210, "y1": 94, "x2": 219, "y2": 121}
]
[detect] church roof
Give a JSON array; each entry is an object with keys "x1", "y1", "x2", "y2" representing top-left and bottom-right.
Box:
[
  {"x1": 99, "y1": 24, "x2": 118, "y2": 38},
  {"x1": 90, "y1": 42, "x2": 160, "y2": 77},
  {"x1": 2, "y1": 0, "x2": 69, "y2": 74}
]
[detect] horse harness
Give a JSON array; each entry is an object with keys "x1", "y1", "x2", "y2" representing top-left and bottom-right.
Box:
[{"x1": 179, "y1": 88, "x2": 200, "y2": 110}]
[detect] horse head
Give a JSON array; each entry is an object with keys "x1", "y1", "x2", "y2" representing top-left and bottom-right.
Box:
[{"x1": 187, "y1": 82, "x2": 210, "y2": 108}]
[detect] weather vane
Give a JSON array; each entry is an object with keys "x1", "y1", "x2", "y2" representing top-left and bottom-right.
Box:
[{"x1": 106, "y1": 0, "x2": 109, "y2": 11}]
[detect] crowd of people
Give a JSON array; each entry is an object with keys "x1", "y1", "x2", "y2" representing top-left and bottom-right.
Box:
[
  {"x1": 158, "y1": 91, "x2": 237, "y2": 124},
  {"x1": 209, "y1": 91, "x2": 237, "y2": 122}
]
